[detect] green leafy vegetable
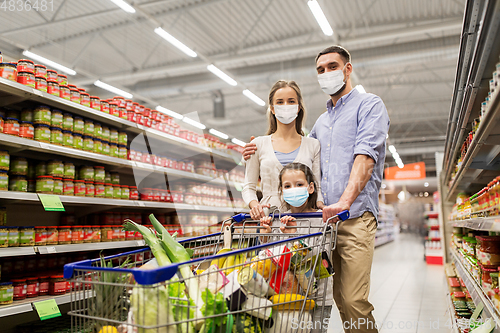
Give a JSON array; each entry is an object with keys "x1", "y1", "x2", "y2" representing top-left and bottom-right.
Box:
[
  {"x1": 168, "y1": 282, "x2": 196, "y2": 333},
  {"x1": 201, "y1": 288, "x2": 228, "y2": 332}
]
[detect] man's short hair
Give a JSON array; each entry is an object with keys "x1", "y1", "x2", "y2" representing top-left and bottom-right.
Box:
[{"x1": 315, "y1": 45, "x2": 351, "y2": 65}]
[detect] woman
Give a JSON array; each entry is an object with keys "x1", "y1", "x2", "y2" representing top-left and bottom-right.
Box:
[{"x1": 242, "y1": 80, "x2": 324, "y2": 220}]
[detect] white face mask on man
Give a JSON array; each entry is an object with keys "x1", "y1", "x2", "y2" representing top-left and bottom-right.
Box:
[
  {"x1": 273, "y1": 104, "x2": 299, "y2": 125},
  {"x1": 317, "y1": 63, "x2": 349, "y2": 96}
]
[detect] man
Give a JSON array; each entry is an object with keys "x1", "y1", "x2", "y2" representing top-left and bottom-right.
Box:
[{"x1": 243, "y1": 45, "x2": 389, "y2": 333}]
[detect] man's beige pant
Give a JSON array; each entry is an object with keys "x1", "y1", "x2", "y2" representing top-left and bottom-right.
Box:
[{"x1": 332, "y1": 211, "x2": 378, "y2": 333}]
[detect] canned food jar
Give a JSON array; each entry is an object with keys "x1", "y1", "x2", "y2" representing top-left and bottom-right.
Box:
[
  {"x1": 35, "y1": 226, "x2": 47, "y2": 245},
  {"x1": 47, "y1": 159, "x2": 64, "y2": 177},
  {"x1": 9, "y1": 175, "x2": 27, "y2": 192},
  {"x1": 118, "y1": 145, "x2": 127, "y2": 159},
  {"x1": 119, "y1": 107, "x2": 127, "y2": 119},
  {"x1": 73, "y1": 133, "x2": 83, "y2": 150},
  {"x1": 0, "y1": 63, "x2": 17, "y2": 81},
  {"x1": 101, "y1": 126, "x2": 110, "y2": 141},
  {"x1": 11, "y1": 157, "x2": 28, "y2": 175},
  {"x1": 34, "y1": 105, "x2": 51, "y2": 125},
  {"x1": 74, "y1": 180, "x2": 85, "y2": 196},
  {"x1": 118, "y1": 131, "x2": 128, "y2": 145},
  {"x1": 53, "y1": 177, "x2": 63, "y2": 195},
  {"x1": 0, "y1": 226, "x2": 7, "y2": 247},
  {"x1": 121, "y1": 185, "x2": 130, "y2": 199},
  {"x1": 38, "y1": 277, "x2": 49, "y2": 296},
  {"x1": 62, "y1": 162, "x2": 74, "y2": 179},
  {"x1": 70, "y1": 88, "x2": 80, "y2": 103},
  {"x1": 71, "y1": 226, "x2": 84, "y2": 244},
  {"x1": 93, "y1": 138, "x2": 103, "y2": 154},
  {"x1": 141, "y1": 188, "x2": 153, "y2": 201},
  {"x1": 110, "y1": 129, "x2": 119, "y2": 143},
  {"x1": 80, "y1": 93, "x2": 90, "y2": 107},
  {"x1": 79, "y1": 165, "x2": 94, "y2": 181},
  {"x1": 4, "y1": 117, "x2": 20, "y2": 136},
  {"x1": 104, "y1": 183, "x2": 113, "y2": 198},
  {"x1": 26, "y1": 277, "x2": 39, "y2": 298},
  {"x1": 46, "y1": 226, "x2": 58, "y2": 245},
  {"x1": 83, "y1": 135, "x2": 94, "y2": 151},
  {"x1": 19, "y1": 226, "x2": 34, "y2": 246},
  {"x1": 94, "y1": 166, "x2": 105, "y2": 182},
  {"x1": 8, "y1": 227, "x2": 19, "y2": 246},
  {"x1": 101, "y1": 226, "x2": 113, "y2": 242},
  {"x1": 78, "y1": 87, "x2": 85, "y2": 94},
  {"x1": 20, "y1": 109, "x2": 33, "y2": 122},
  {"x1": 50, "y1": 127, "x2": 63, "y2": 145},
  {"x1": 84, "y1": 120, "x2": 94, "y2": 136},
  {"x1": 59, "y1": 85, "x2": 70, "y2": 100},
  {"x1": 36, "y1": 175, "x2": 54, "y2": 194},
  {"x1": 12, "y1": 279, "x2": 27, "y2": 300},
  {"x1": 95, "y1": 182, "x2": 105, "y2": 197},
  {"x1": 62, "y1": 130, "x2": 73, "y2": 147},
  {"x1": 0, "y1": 151, "x2": 9, "y2": 171},
  {"x1": 47, "y1": 69, "x2": 57, "y2": 80},
  {"x1": 51, "y1": 110, "x2": 63, "y2": 127},
  {"x1": 102, "y1": 141, "x2": 110, "y2": 155},
  {"x1": 92, "y1": 226, "x2": 102, "y2": 242},
  {"x1": 34, "y1": 124, "x2": 51, "y2": 142},
  {"x1": 0, "y1": 282, "x2": 13, "y2": 305},
  {"x1": 35, "y1": 75, "x2": 47, "y2": 92},
  {"x1": 47, "y1": 79, "x2": 59, "y2": 96},
  {"x1": 127, "y1": 111, "x2": 136, "y2": 123},
  {"x1": 101, "y1": 100, "x2": 109, "y2": 113},
  {"x1": 105, "y1": 171, "x2": 111, "y2": 183},
  {"x1": 73, "y1": 117, "x2": 84, "y2": 134},
  {"x1": 49, "y1": 275, "x2": 66, "y2": 295},
  {"x1": 82, "y1": 225, "x2": 92, "y2": 243},
  {"x1": 85, "y1": 181, "x2": 94, "y2": 197},
  {"x1": 110, "y1": 172, "x2": 120, "y2": 185},
  {"x1": 35, "y1": 64, "x2": 46, "y2": 78},
  {"x1": 62, "y1": 113, "x2": 73, "y2": 131},
  {"x1": 109, "y1": 102, "x2": 119, "y2": 116},
  {"x1": 57, "y1": 74, "x2": 68, "y2": 86},
  {"x1": 109, "y1": 143, "x2": 119, "y2": 157},
  {"x1": 17, "y1": 71, "x2": 35, "y2": 87},
  {"x1": 90, "y1": 96, "x2": 101, "y2": 110},
  {"x1": 58, "y1": 226, "x2": 71, "y2": 245},
  {"x1": 19, "y1": 121, "x2": 34, "y2": 139},
  {"x1": 113, "y1": 184, "x2": 121, "y2": 199},
  {"x1": 0, "y1": 170, "x2": 8, "y2": 191},
  {"x1": 63, "y1": 178, "x2": 74, "y2": 196},
  {"x1": 35, "y1": 162, "x2": 46, "y2": 176}
]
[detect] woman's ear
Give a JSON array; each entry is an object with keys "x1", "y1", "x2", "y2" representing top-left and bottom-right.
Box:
[
  {"x1": 270, "y1": 105, "x2": 275, "y2": 114},
  {"x1": 308, "y1": 182, "x2": 315, "y2": 194}
]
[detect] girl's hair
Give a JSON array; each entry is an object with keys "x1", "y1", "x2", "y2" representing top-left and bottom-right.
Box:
[
  {"x1": 278, "y1": 162, "x2": 318, "y2": 211},
  {"x1": 266, "y1": 80, "x2": 306, "y2": 136}
]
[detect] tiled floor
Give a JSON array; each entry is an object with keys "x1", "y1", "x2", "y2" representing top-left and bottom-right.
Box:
[{"x1": 326, "y1": 233, "x2": 454, "y2": 333}]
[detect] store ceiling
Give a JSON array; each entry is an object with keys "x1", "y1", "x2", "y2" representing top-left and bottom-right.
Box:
[{"x1": 0, "y1": 0, "x2": 465, "y2": 173}]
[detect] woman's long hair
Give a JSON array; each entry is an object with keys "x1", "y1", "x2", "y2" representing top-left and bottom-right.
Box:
[
  {"x1": 266, "y1": 80, "x2": 306, "y2": 136},
  {"x1": 278, "y1": 162, "x2": 318, "y2": 211}
]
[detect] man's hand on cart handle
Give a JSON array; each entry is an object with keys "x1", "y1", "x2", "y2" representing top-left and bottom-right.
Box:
[
  {"x1": 323, "y1": 201, "x2": 351, "y2": 223},
  {"x1": 260, "y1": 216, "x2": 272, "y2": 234},
  {"x1": 250, "y1": 202, "x2": 270, "y2": 220},
  {"x1": 243, "y1": 136, "x2": 257, "y2": 161}
]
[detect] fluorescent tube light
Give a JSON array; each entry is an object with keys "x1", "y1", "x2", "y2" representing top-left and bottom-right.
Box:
[
  {"x1": 231, "y1": 138, "x2": 246, "y2": 147},
  {"x1": 243, "y1": 89, "x2": 265, "y2": 106},
  {"x1": 355, "y1": 85, "x2": 366, "y2": 93},
  {"x1": 94, "y1": 80, "x2": 133, "y2": 99},
  {"x1": 156, "y1": 106, "x2": 183, "y2": 120},
  {"x1": 209, "y1": 128, "x2": 229, "y2": 140},
  {"x1": 424, "y1": 182, "x2": 429, "y2": 187},
  {"x1": 207, "y1": 65, "x2": 237, "y2": 86},
  {"x1": 109, "y1": 0, "x2": 135, "y2": 13},
  {"x1": 182, "y1": 117, "x2": 206, "y2": 130},
  {"x1": 154, "y1": 27, "x2": 197, "y2": 58},
  {"x1": 388, "y1": 145, "x2": 396, "y2": 154},
  {"x1": 307, "y1": 0, "x2": 333, "y2": 36},
  {"x1": 392, "y1": 152, "x2": 400, "y2": 160},
  {"x1": 22, "y1": 50, "x2": 76, "y2": 75},
  {"x1": 397, "y1": 162, "x2": 405, "y2": 169}
]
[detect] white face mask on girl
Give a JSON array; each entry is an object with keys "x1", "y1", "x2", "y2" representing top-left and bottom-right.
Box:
[
  {"x1": 273, "y1": 104, "x2": 299, "y2": 125},
  {"x1": 317, "y1": 63, "x2": 348, "y2": 96}
]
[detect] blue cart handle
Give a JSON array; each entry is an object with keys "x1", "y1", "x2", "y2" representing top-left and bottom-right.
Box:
[{"x1": 232, "y1": 210, "x2": 350, "y2": 223}]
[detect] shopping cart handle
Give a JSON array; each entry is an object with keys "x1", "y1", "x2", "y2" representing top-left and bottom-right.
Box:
[{"x1": 232, "y1": 210, "x2": 350, "y2": 222}]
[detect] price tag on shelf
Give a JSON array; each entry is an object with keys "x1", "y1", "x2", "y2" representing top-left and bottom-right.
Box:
[
  {"x1": 46, "y1": 246, "x2": 57, "y2": 254},
  {"x1": 38, "y1": 194, "x2": 65, "y2": 211},
  {"x1": 33, "y1": 299, "x2": 61, "y2": 321},
  {"x1": 31, "y1": 88, "x2": 43, "y2": 97},
  {"x1": 137, "y1": 202, "x2": 145, "y2": 207},
  {"x1": 39, "y1": 142, "x2": 52, "y2": 150}
]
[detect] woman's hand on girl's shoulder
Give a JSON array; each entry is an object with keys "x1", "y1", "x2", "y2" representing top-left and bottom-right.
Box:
[
  {"x1": 317, "y1": 201, "x2": 325, "y2": 210},
  {"x1": 260, "y1": 216, "x2": 272, "y2": 234},
  {"x1": 280, "y1": 216, "x2": 297, "y2": 234}
]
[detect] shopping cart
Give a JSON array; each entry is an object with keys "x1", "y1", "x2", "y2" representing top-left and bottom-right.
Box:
[{"x1": 64, "y1": 210, "x2": 349, "y2": 333}]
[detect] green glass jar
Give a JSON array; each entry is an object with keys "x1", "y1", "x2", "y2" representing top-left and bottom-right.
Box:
[
  {"x1": 109, "y1": 143, "x2": 118, "y2": 158},
  {"x1": 62, "y1": 131, "x2": 73, "y2": 147},
  {"x1": 79, "y1": 166, "x2": 94, "y2": 181},
  {"x1": 104, "y1": 171, "x2": 111, "y2": 183},
  {"x1": 94, "y1": 122, "x2": 102, "y2": 139},
  {"x1": 10, "y1": 157, "x2": 28, "y2": 175},
  {"x1": 50, "y1": 127, "x2": 63, "y2": 145},
  {"x1": 0, "y1": 171, "x2": 8, "y2": 191},
  {"x1": 33, "y1": 105, "x2": 51, "y2": 125},
  {"x1": 118, "y1": 132, "x2": 127, "y2": 146},
  {"x1": 51, "y1": 110, "x2": 63, "y2": 128},
  {"x1": 20, "y1": 109, "x2": 34, "y2": 122},
  {"x1": 0, "y1": 229, "x2": 8, "y2": 248},
  {"x1": 110, "y1": 129, "x2": 118, "y2": 144},
  {"x1": 53, "y1": 177, "x2": 63, "y2": 195},
  {"x1": 19, "y1": 227, "x2": 34, "y2": 246},
  {"x1": 104, "y1": 183, "x2": 113, "y2": 198},
  {"x1": 73, "y1": 116, "x2": 84, "y2": 134},
  {"x1": 0, "y1": 150, "x2": 9, "y2": 171},
  {"x1": 7, "y1": 227, "x2": 19, "y2": 247},
  {"x1": 93, "y1": 139, "x2": 103, "y2": 154},
  {"x1": 64, "y1": 162, "x2": 75, "y2": 179},
  {"x1": 94, "y1": 166, "x2": 105, "y2": 182},
  {"x1": 102, "y1": 141, "x2": 110, "y2": 155},
  {"x1": 47, "y1": 160, "x2": 64, "y2": 177},
  {"x1": 73, "y1": 133, "x2": 83, "y2": 150},
  {"x1": 118, "y1": 145, "x2": 127, "y2": 159},
  {"x1": 35, "y1": 162, "x2": 46, "y2": 177},
  {"x1": 63, "y1": 113, "x2": 73, "y2": 131},
  {"x1": 84, "y1": 120, "x2": 94, "y2": 136},
  {"x1": 83, "y1": 135, "x2": 94, "y2": 152},
  {"x1": 8, "y1": 175, "x2": 27, "y2": 192},
  {"x1": 112, "y1": 184, "x2": 121, "y2": 199},
  {"x1": 34, "y1": 124, "x2": 51, "y2": 142},
  {"x1": 102, "y1": 127, "x2": 110, "y2": 142},
  {"x1": 36, "y1": 175, "x2": 54, "y2": 194},
  {"x1": 110, "y1": 172, "x2": 120, "y2": 185},
  {"x1": 121, "y1": 185, "x2": 129, "y2": 200}
]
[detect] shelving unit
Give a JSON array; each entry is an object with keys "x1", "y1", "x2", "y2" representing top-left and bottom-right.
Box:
[
  {"x1": 375, "y1": 203, "x2": 397, "y2": 247},
  {"x1": 425, "y1": 205, "x2": 444, "y2": 265},
  {"x1": 450, "y1": 216, "x2": 500, "y2": 231}
]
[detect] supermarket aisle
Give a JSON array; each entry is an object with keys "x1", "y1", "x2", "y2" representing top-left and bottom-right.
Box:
[{"x1": 327, "y1": 234, "x2": 452, "y2": 333}]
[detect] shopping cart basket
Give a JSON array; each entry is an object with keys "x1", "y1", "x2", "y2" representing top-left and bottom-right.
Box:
[{"x1": 64, "y1": 210, "x2": 349, "y2": 333}]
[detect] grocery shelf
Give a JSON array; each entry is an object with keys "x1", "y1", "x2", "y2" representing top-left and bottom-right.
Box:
[
  {"x1": 445, "y1": 285, "x2": 463, "y2": 333},
  {"x1": 0, "y1": 133, "x2": 243, "y2": 188},
  {"x1": 450, "y1": 216, "x2": 500, "y2": 231},
  {"x1": 0, "y1": 78, "x2": 240, "y2": 166},
  {"x1": 374, "y1": 236, "x2": 394, "y2": 247},
  {"x1": 0, "y1": 246, "x2": 36, "y2": 258},
  {"x1": 451, "y1": 250, "x2": 500, "y2": 331},
  {"x1": 37, "y1": 240, "x2": 146, "y2": 254},
  {"x1": 0, "y1": 190, "x2": 249, "y2": 213}
]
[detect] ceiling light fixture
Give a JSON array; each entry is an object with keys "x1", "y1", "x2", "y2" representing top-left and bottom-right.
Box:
[
  {"x1": 209, "y1": 128, "x2": 229, "y2": 140},
  {"x1": 243, "y1": 89, "x2": 265, "y2": 106},
  {"x1": 22, "y1": 50, "x2": 76, "y2": 75},
  {"x1": 182, "y1": 116, "x2": 206, "y2": 130},
  {"x1": 388, "y1": 145, "x2": 396, "y2": 154},
  {"x1": 231, "y1": 138, "x2": 246, "y2": 147},
  {"x1": 307, "y1": 0, "x2": 334, "y2": 36},
  {"x1": 109, "y1": 0, "x2": 135, "y2": 13},
  {"x1": 154, "y1": 27, "x2": 197, "y2": 58},
  {"x1": 424, "y1": 182, "x2": 429, "y2": 187},
  {"x1": 94, "y1": 80, "x2": 133, "y2": 99},
  {"x1": 207, "y1": 65, "x2": 237, "y2": 86},
  {"x1": 156, "y1": 106, "x2": 183, "y2": 120}
]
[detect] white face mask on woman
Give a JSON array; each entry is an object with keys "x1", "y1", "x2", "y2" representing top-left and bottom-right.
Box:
[
  {"x1": 273, "y1": 104, "x2": 299, "y2": 124},
  {"x1": 317, "y1": 63, "x2": 348, "y2": 96}
]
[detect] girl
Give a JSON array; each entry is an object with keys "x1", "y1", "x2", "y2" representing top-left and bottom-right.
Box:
[
  {"x1": 260, "y1": 162, "x2": 333, "y2": 333},
  {"x1": 242, "y1": 80, "x2": 324, "y2": 220}
]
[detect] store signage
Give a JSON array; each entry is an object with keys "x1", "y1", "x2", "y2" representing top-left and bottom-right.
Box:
[
  {"x1": 385, "y1": 162, "x2": 426, "y2": 180},
  {"x1": 38, "y1": 194, "x2": 65, "y2": 211},
  {"x1": 33, "y1": 299, "x2": 61, "y2": 320}
]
